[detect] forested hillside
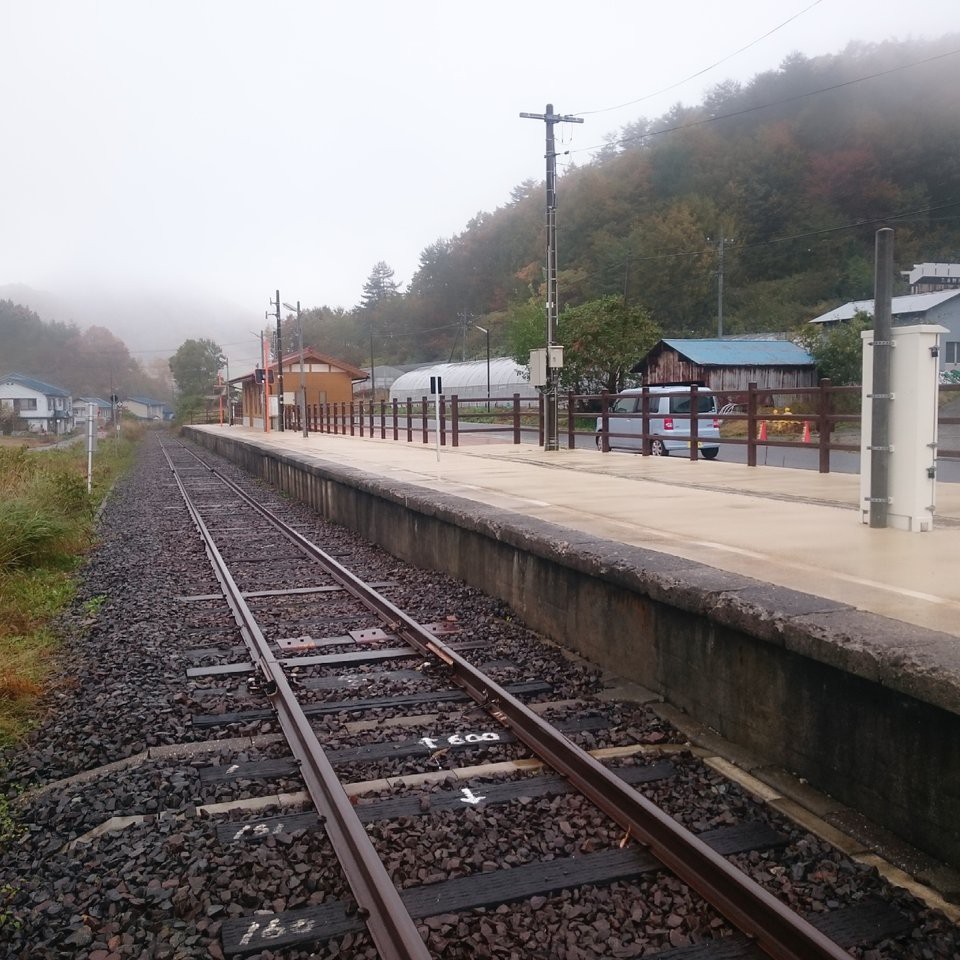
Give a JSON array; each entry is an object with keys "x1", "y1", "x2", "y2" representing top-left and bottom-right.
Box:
[
  {"x1": 0, "y1": 300, "x2": 171, "y2": 401},
  {"x1": 297, "y1": 35, "x2": 960, "y2": 368}
]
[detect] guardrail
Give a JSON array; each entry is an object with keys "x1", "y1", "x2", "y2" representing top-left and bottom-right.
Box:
[
  {"x1": 288, "y1": 395, "x2": 529, "y2": 446},
  {"x1": 271, "y1": 381, "x2": 960, "y2": 474}
]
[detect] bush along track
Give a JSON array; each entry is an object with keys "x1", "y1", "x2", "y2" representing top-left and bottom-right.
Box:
[{"x1": 0, "y1": 432, "x2": 958, "y2": 959}]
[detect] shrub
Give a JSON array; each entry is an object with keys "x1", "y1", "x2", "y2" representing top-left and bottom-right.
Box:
[{"x1": 0, "y1": 501, "x2": 68, "y2": 571}]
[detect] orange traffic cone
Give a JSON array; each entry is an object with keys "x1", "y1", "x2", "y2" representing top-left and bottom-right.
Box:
[
  {"x1": 757, "y1": 420, "x2": 767, "y2": 442},
  {"x1": 802, "y1": 420, "x2": 811, "y2": 443}
]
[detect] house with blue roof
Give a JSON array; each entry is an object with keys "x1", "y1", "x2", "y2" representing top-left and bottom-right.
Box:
[
  {"x1": 633, "y1": 339, "x2": 817, "y2": 395},
  {"x1": 0, "y1": 373, "x2": 74, "y2": 434},
  {"x1": 123, "y1": 396, "x2": 167, "y2": 420},
  {"x1": 808, "y1": 289, "x2": 960, "y2": 375},
  {"x1": 72, "y1": 396, "x2": 114, "y2": 425}
]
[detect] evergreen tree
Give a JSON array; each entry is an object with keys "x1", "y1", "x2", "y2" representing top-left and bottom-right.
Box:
[{"x1": 359, "y1": 261, "x2": 400, "y2": 310}]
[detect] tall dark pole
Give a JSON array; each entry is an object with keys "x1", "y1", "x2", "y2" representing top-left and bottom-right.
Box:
[
  {"x1": 717, "y1": 237, "x2": 725, "y2": 338},
  {"x1": 297, "y1": 302, "x2": 306, "y2": 438},
  {"x1": 272, "y1": 289, "x2": 285, "y2": 431},
  {"x1": 521, "y1": 103, "x2": 583, "y2": 451},
  {"x1": 870, "y1": 227, "x2": 894, "y2": 528},
  {"x1": 475, "y1": 324, "x2": 490, "y2": 412}
]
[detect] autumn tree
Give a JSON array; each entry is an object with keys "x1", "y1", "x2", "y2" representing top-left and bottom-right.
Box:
[
  {"x1": 509, "y1": 295, "x2": 661, "y2": 394},
  {"x1": 797, "y1": 312, "x2": 867, "y2": 385},
  {"x1": 169, "y1": 338, "x2": 225, "y2": 400}
]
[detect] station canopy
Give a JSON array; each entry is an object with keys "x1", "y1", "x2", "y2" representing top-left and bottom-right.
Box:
[{"x1": 388, "y1": 358, "x2": 537, "y2": 404}]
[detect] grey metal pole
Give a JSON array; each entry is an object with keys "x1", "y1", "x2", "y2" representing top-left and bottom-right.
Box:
[
  {"x1": 260, "y1": 327, "x2": 269, "y2": 433},
  {"x1": 869, "y1": 227, "x2": 894, "y2": 528},
  {"x1": 86, "y1": 402, "x2": 95, "y2": 493},
  {"x1": 717, "y1": 236, "x2": 725, "y2": 338},
  {"x1": 297, "y1": 301, "x2": 307, "y2": 438},
  {"x1": 225, "y1": 359, "x2": 233, "y2": 426},
  {"x1": 544, "y1": 105, "x2": 558, "y2": 451},
  {"x1": 486, "y1": 327, "x2": 490, "y2": 413},
  {"x1": 274, "y1": 290, "x2": 285, "y2": 431},
  {"x1": 475, "y1": 324, "x2": 490, "y2": 412},
  {"x1": 370, "y1": 332, "x2": 376, "y2": 403}
]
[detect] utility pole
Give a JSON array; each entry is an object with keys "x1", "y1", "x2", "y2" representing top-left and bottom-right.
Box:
[
  {"x1": 224, "y1": 358, "x2": 233, "y2": 426},
  {"x1": 259, "y1": 320, "x2": 270, "y2": 433},
  {"x1": 370, "y1": 332, "x2": 376, "y2": 402},
  {"x1": 711, "y1": 234, "x2": 734, "y2": 337},
  {"x1": 270, "y1": 290, "x2": 285, "y2": 430},
  {"x1": 283, "y1": 300, "x2": 307, "y2": 438},
  {"x1": 521, "y1": 104, "x2": 583, "y2": 451},
  {"x1": 475, "y1": 324, "x2": 491, "y2": 412}
]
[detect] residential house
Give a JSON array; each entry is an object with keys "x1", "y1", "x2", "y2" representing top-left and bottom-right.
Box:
[
  {"x1": 0, "y1": 373, "x2": 73, "y2": 434},
  {"x1": 901, "y1": 262, "x2": 960, "y2": 294},
  {"x1": 232, "y1": 348, "x2": 368, "y2": 429},
  {"x1": 808, "y1": 290, "x2": 960, "y2": 372},
  {"x1": 632, "y1": 339, "x2": 817, "y2": 398},
  {"x1": 72, "y1": 397, "x2": 113, "y2": 427},
  {"x1": 124, "y1": 396, "x2": 167, "y2": 420}
]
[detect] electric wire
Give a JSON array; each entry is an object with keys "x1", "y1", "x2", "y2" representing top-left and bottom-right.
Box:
[
  {"x1": 575, "y1": 0, "x2": 825, "y2": 117},
  {"x1": 569, "y1": 46, "x2": 960, "y2": 158}
]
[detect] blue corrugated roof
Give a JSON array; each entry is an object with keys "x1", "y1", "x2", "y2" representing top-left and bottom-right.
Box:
[
  {"x1": 0, "y1": 372, "x2": 71, "y2": 396},
  {"x1": 661, "y1": 339, "x2": 814, "y2": 366}
]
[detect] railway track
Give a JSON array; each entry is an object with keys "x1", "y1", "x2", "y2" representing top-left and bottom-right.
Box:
[{"x1": 2, "y1": 432, "x2": 956, "y2": 959}]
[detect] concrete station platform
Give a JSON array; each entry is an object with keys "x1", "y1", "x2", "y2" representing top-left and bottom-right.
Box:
[
  {"x1": 185, "y1": 424, "x2": 960, "y2": 877},
  {"x1": 191, "y1": 424, "x2": 960, "y2": 639}
]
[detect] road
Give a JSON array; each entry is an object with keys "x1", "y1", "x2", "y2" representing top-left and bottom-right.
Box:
[
  {"x1": 326, "y1": 418, "x2": 960, "y2": 482},
  {"x1": 576, "y1": 434, "x2": 960, "y2": 482}
]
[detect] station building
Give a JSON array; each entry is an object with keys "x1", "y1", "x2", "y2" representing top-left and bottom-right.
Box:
[{"x1": 232, "y1": 348, "x2": 368, "y2": 430}]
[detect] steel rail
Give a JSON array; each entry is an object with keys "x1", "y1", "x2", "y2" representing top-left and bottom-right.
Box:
[
  {"x1": 160, "y1": 445, "x2": 430, "y2": 960},
  {"x1": 189, "y1": 447, "x2": 850, "y2": 960}
]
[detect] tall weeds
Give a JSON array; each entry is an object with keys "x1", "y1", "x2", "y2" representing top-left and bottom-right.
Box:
[{"x1": 0, "y1": 428, "x2": 144, "y2": 745}]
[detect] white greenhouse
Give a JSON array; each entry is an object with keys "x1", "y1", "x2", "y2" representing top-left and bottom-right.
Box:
[{"x1": 388, "y1": 358, "x2": 538, "y2": 406}]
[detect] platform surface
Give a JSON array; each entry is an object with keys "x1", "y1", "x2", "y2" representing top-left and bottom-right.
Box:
[{"x1": 192, "y1": 425, "x2": 960, "y2": 639}]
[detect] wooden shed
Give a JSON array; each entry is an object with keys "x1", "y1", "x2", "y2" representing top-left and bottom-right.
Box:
[
  {"x1": 233, "y1": 348, "x2": 368, "y2": 430},
  {"x1": 632, "y1": 338, "x2": 817, "y2": 397}
]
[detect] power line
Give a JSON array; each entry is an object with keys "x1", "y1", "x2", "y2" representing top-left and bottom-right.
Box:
[
  {"x1": 570, "y1": 46, "x2": 960, "y2": 157},
  {"x1": 575, "y1": 0, "x2": 824, "y2": 117}
]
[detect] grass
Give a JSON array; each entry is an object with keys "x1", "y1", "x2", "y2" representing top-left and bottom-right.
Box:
[{"x1": 0, "y1": 422, "x2": 145, "y2": 750}]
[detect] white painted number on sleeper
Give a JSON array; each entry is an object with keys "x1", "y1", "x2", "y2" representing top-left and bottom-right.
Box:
[{"x1": 418, "y1": 731, "x2": 501, "y2": 750}]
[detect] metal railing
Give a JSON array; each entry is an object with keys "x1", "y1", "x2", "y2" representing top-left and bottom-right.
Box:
[{"x1": 271, "y1": 382, "x2": 960, "y2": 474}]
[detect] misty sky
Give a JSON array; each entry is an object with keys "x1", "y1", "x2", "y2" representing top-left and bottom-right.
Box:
[{"x1": 2, "y1": 0, "x2": 957, "y2": 334}]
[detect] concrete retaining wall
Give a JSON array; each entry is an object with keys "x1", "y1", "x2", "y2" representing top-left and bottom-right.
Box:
[{"x1": 185, "y1": 427, "x2": 960, "y2": 868}]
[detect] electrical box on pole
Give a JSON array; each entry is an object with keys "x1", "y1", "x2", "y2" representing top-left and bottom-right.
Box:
[{"x1": 529, "y1": 349, "x2": 547, "y2": 387}]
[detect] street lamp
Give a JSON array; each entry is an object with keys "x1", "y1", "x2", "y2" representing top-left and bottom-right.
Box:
[
  {"x1": 283, "y1": 301, "x2": 307, "y2": 438},
  {"x1": 475, "y1": 325, "x2": 490, "y2": 411}
]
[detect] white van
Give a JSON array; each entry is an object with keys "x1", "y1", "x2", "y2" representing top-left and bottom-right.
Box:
[{"x1": 595, "y1": 385, "x2": 720, "y2": 459}]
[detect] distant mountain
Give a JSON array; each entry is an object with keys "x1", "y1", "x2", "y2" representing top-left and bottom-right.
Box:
[
  {"x1": 0, "y1": 283, "x2": 249, "y2": 359},
  {"x1": 0, "y1": 283, "x2": 264, "y2": 401}
]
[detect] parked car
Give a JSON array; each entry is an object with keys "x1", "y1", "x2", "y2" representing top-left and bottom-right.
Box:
[{"x1": 595, "y1": 386, "x2": 720, "y2": 458}]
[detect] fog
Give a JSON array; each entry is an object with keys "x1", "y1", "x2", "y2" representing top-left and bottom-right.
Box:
[{"x1": 1, "y1": 0, "x2": 955, "y2": 362}]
